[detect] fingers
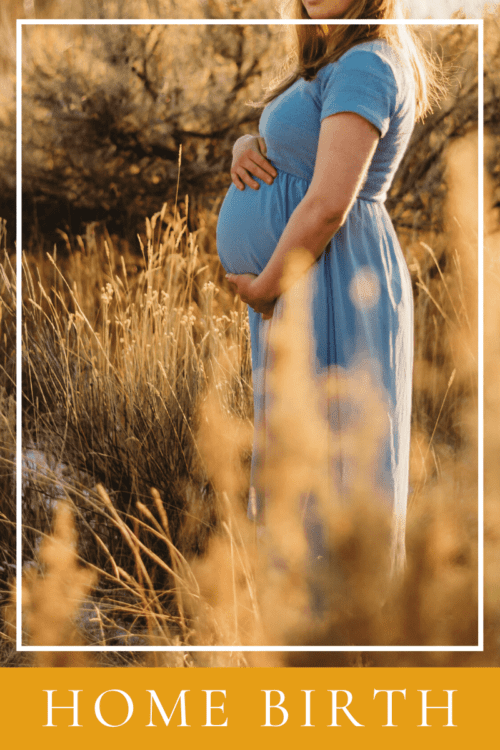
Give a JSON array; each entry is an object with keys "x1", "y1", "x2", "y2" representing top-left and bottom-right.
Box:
[
  {"x1": 225, "y1": 272, "x2": 256, "y2": 299},
  {"x1": 230, "y1": 170, "x2": 247, "y2": 191},
  {"x1": 247, "y1": 150, "x2": 277, "y2": 180},
  {"x1": 231, "y1": 160, "x2": 276, "y2": 190},
  {"x1": 227, "y1": 287, "x2": 275, "y2": 319},
  {"x1": 225, "y1": 272, "x2": 275, "y2": 317},
  {"x1": 258, "y1": 302, "x2": 275, "y2": 319},
  {"x1": 231, "y1": 147, "x2": 277, "y2": 191},
  {"x1": 231, "y1": 165, "x2": 261, "y2": 191}
]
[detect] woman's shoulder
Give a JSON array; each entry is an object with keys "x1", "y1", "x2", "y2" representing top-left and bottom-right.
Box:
[
  {"x1": 316, "y1": 39, "x2": 415, "y2": 125},
  {"x1": 319, "y1": 39, "x2": 409, "y2": 90}
]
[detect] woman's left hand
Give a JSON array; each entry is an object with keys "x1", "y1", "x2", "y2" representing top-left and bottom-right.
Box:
[{"x1": 225, "y1": 273, "x2": 276, "y2": 319}]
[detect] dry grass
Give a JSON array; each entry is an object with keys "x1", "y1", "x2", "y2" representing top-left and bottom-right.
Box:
[{"x1": 0, "y1": 124, "x2": 487, "y2": 667}]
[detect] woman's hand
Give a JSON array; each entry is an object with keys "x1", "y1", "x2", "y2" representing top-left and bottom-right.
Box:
[
  {"x1": 226, "y1": 272, "x2": 277, "y2": 319},
  {"x1": 231, "y1": 135, "x2": 277, "y2": 192}
]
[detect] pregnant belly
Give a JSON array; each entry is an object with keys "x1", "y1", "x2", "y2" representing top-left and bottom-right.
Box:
[{"x1": 216, "y1": 172, "x2": 309, "y2": 276}]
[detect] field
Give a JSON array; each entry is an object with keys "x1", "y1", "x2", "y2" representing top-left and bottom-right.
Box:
[{"x1": 0, "y1": 4, "x2": 498, "y2": 668}]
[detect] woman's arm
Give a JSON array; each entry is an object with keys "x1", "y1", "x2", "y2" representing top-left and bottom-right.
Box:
[
  {"x1": 227, "y1": 111, "x2": 380, "y2": 315},
  {"x1": 231, "y1": 135, "x2": 277, "y2": 191}
]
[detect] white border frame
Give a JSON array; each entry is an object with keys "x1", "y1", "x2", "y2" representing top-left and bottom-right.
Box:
[{"x1": 16, "y1": 17, "x2": 484, "y2": 653}]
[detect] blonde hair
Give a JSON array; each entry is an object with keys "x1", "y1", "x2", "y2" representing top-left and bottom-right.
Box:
[{"x1": 261, "y1": 0, "x2": 445, "y2": 120}]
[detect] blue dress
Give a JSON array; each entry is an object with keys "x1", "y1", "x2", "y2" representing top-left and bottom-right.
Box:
[{"x1": 217, "y1": 40, "x2": 415, "y2": 575}]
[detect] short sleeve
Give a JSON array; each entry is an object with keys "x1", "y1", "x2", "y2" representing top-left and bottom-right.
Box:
[{"x1": 320, "y1": 49, "x2": 398, "y2": 138}]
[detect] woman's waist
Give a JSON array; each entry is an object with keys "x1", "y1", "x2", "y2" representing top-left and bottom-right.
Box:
[
  {"x1": 265, "y1": 153, "x2": 312, "y2": 184},
  {"x1": 357, "y1": 191, "x2": 386, "y2": 204},
  {"x1": 266, "y1": 152, "x2": 388, "y2": 202}
]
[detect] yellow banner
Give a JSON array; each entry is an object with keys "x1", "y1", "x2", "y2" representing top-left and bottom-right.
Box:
[{"x1": 0, "y1": 667, "x2": 496, "y2": 748}]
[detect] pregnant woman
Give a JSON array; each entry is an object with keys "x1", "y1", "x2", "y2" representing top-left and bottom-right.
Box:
[{"x1": 217, "y1": 0, "x2": 442, "y2": 591}]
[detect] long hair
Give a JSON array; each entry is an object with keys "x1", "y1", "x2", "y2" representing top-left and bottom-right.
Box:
[{"x1": 260, "y1": 0, "x2": 445, "y2": 120}]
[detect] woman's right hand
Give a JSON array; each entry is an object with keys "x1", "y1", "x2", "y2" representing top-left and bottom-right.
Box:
[{"x1": 231, "y1": 135, "x2": 277, "y2": 191}]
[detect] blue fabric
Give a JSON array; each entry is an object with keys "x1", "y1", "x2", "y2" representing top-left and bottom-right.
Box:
[{"x1": 216, "y1": 40, "x2": 415, "y2": 574}]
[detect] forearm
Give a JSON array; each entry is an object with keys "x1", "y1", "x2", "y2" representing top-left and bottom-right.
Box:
[{"x1": 252, "y1": 195, "x2": 344, "y2": 301}]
